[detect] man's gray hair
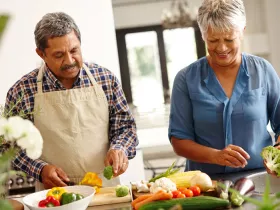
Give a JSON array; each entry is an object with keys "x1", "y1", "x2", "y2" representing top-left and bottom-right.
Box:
[
  {"x1": 34, "y1": 12, "x2": 81, "y2": 52},
  {"x1": 197, "y1": 0, "x2": 246, "y2": 39}
]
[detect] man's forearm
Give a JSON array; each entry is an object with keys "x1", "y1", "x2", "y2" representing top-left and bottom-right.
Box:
[
  {"x1": 12, "y1": 150, "x2": 47, "y2": 181},
  {"x1": 171, "y1": 137, "x2": 219, "y2": 164},
  {"x1": 110, "y1": 134, "x2": 138, "y2": 160}
]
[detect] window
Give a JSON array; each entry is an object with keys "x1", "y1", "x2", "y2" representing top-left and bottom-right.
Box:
[
  {"x1": 116, "y1": 24, "x2": 206, "y2": 109},
  {"x1": 163, "y1": 27, "x2": 198, "y2": 90}
]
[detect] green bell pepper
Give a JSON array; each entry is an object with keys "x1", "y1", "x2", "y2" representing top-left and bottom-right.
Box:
[{"x1": 61, "y1": 192, "x2": 84, "y2": 205}]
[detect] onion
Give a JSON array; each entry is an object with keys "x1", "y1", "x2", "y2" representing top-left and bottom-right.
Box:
[{"x1": 190, "y1": 172, "x2": 213, "y2": 192}]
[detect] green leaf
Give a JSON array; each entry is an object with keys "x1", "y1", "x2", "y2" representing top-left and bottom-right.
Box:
[
  {"x1": 0, "y1": 199, "x2": 13, "y2": 210},
  {"x1": 275, "y1": 192, "x2": 280, "y2": 199},
  {"x1": 0, "y1": 172, "x2": 9, "y2": 184},
  {"x1": 148, "y1": 161, "x2": 179, "y2": 183},
  {"x1": 263, "y1": 175, "x2": 271, "y2": 204}
]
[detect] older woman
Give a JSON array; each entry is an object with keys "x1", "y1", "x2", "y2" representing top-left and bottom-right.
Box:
[{"x1": 169, "y1": 0, "x2": 280, "y2": 176}]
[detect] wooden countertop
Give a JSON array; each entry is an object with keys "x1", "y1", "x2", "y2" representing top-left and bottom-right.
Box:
[{"x1": 87, "y1": 202, "x2": 131, "y2": 210}]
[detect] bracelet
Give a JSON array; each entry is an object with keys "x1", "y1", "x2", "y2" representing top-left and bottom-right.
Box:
[{"x1": 273, "y1": 142, "x2": 280, "y2": 147}]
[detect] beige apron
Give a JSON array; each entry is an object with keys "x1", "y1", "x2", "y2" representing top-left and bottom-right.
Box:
[{"x1": 34, "y1": 64, "x2": 120, "y2": 191}]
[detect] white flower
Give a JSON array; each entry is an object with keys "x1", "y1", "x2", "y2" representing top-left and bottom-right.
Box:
[
  {"x1": 1, "y1": 116, "x2": 27, "y2": 141},
  {"x1": 16, "y1": 121, "x2": 43, "y2": 159},
  {"x1": 0, "y1": 116, "x2": 43, "y2": 159},
  {"x1": 0, "y1": 117, "x2": 8, "y2": 136}
]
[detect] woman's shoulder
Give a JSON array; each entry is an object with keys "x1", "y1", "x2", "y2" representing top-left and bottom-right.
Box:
[
  {"x1": 243, "y1": 53, "x2": 272, "y2": 67},
  {"x1": 179, "y1": 57, "x2": 208, "y2": 76}
]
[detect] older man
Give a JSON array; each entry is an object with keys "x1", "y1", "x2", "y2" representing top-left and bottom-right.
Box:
[{"x1": 4, "y1": 12, "x2": 138, "y2": 190}]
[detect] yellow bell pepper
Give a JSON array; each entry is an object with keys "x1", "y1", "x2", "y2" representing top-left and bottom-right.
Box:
[
  {"x1": 79, "y1": 172, "x2": 102, "y2": 188},
  {"x1": 93, "y1": 186, "x2": 101, "y2": 194},
  {"x1": 46, "y1": 187, "x2": 66, "y2": 201}
]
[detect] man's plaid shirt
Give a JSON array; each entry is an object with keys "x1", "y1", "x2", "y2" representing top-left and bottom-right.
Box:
[{"x1": 3, "y1": 62, "x2": 138, "y2": 181}]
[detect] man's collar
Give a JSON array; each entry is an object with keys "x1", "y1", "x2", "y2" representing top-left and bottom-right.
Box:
[{"x1": 44, "y1": 65, "x2": 83, "y2": 87}]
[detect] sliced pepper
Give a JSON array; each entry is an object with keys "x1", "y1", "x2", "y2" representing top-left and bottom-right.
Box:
[
  {"x1": 79, "y1": 172, "x2": 102, "y2": 187},
  {"x1": 46, "y1": 187, "x2": 66, "y2": 201},
  {"x1": 61, "y1": 192, "x2": 84, "y2": 205},
  {"x1": 93, "y1": 186, "x2": 101, "y2": 194},
  {"x1": 38, "y1": 196, "x2": 60, "y2": 207}
]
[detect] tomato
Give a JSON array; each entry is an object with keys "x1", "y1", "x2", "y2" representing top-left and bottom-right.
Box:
[
  {"x1": 171, "y1": 190, "x2": 181, "y2": 198},
  {"x1": 190, "y1": 186, "x2": 201, "y2": 196},
  {"x1": 177, "y1": 193, "x2": 186, "y2": 198},
  {"x1": 181, "y1": 189, "x2": 193, "y2": 197}
]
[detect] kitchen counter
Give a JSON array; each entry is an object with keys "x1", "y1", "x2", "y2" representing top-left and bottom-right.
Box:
[
  {"x1": 84, "y1": 196, "x2": 262, "y2": 210},
  {"x1": 15, "y1": 168, "x2": 267, "y2": 210},
  {"x1": 85, "y1": 198, "x2": 261, "y2": 210},
  {"x1": 84, "y1": 168, "x2": 267, "y2": 210}
]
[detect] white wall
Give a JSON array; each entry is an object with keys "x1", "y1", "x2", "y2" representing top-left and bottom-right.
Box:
[
  {"x1": 264, "y1": 0, "x2": 280, "y2": 74},
  {"x1": 112, "y1": 0, "x2": 280, "y2": 72},
  {"x1": 113, "y1": 0, "x2": 202, "y2": 29},
  {"x1": 0, "y1": 0, "x2": 120, "y2": 105}
]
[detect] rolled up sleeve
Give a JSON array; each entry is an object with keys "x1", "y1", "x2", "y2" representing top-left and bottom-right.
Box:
[{"x1": 168, "y1": 68, "x2": 195, "y2": 141}]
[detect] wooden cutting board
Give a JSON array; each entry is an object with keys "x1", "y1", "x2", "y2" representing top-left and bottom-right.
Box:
[{"x1": 89, "y1": 186, "x2": 132, "y2": 206}]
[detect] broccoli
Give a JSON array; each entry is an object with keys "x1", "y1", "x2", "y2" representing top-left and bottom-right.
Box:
[
  {"x1": 261, "y1": 146, "x2": 280, "y2": 176},
  {"x1": 103, "y1": 165, "x2": 114, "y2": 180},
  {"x1": 115, "y1": 185, "x2": 129, "y2": 197}
]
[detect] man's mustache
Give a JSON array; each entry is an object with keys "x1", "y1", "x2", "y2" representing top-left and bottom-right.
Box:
[{"x1": 60, "y1": 62, "x2": 78, "y2": 71}]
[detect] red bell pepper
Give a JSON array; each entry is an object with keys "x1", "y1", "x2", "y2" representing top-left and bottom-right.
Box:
[{"x1": 38, "y1": 196, "x2": 60, "y2": 208}]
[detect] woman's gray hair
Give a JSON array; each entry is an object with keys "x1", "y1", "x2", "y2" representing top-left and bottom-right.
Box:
[
  {"x1": 34, "y1": 12, "x2": 81, "y2": 52},
  {"x1": 197, "y1": 0, "x2": 246, "y2": 39}
]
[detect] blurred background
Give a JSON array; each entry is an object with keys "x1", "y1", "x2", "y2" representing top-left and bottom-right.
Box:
[{"x1": 0, "y1": 0, "x2": 277, "y2": 195}]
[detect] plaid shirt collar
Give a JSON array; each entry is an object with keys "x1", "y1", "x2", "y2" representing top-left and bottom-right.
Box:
[{"x1": 43, "y1": 65, "x2": 83, "y2": 88}]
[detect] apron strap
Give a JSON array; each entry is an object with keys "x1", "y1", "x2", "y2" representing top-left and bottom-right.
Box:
[
  {"x1": 82, "y1": 64, "x2": 98, "y2": 86},
  {"x1": 36, "y1": 64, "x2": 45, "y2": 94}
]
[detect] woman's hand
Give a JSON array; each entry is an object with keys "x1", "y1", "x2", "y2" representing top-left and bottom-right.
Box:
[{"x1": 213, "y1": 144, "x2": 250, "y2": 168}]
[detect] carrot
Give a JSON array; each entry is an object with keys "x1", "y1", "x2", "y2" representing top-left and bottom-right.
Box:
[
  {"x1": 135, "y1": 191, "x2": 173, "y2": 210},
  {"x1": 131, "y1": 194, "x2": 152, "y2": 208}
]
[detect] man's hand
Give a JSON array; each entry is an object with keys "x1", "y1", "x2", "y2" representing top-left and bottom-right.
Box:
[
  {"x1": 41, "y1": 165, "x2": 70, "y2": 189},
  {"x1": 104, "y1": 149, "x2": 129, "y2": 177},
  {"x1": 213, "y1": 144, "x2": 250, "y2": 168}
]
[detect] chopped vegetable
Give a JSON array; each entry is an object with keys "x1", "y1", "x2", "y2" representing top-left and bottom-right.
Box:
[
  {"x1": 190, "y1": 173, "x2": 213, "y2": 192},
  {"x1": 46, "y1": 187, "x2": 66, "y2": 201},
  {"x1": 38, "y1": 196, "x2": 60, "y2": 207},
  {"x1": 167, "y1": 171, "x2": 201, "y2": 188},
  {"x1": 79, "y1": 172, "x2": 102, "y2": 187},
  {"x1": 61, "y1": 192, "x2": 84, "y2": 205},
  {"x1": 103, "y1": 166, "x2": 114, "y2": 180},
  {"x1": 261, "y1": 146, "x2": 280, "y2": 176},
  {"x1": 115, "y1": 185, "x2": 129, "y2": 197},
  {"x1": 149, "y1": 162, "x2": 180, "y2": 183},
  {"x1": 149, "y1": 177, "x2": 177, "y2": 194},
  {"x1": 93, "y1": 186, "x2": 101, "y2": 194}
]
